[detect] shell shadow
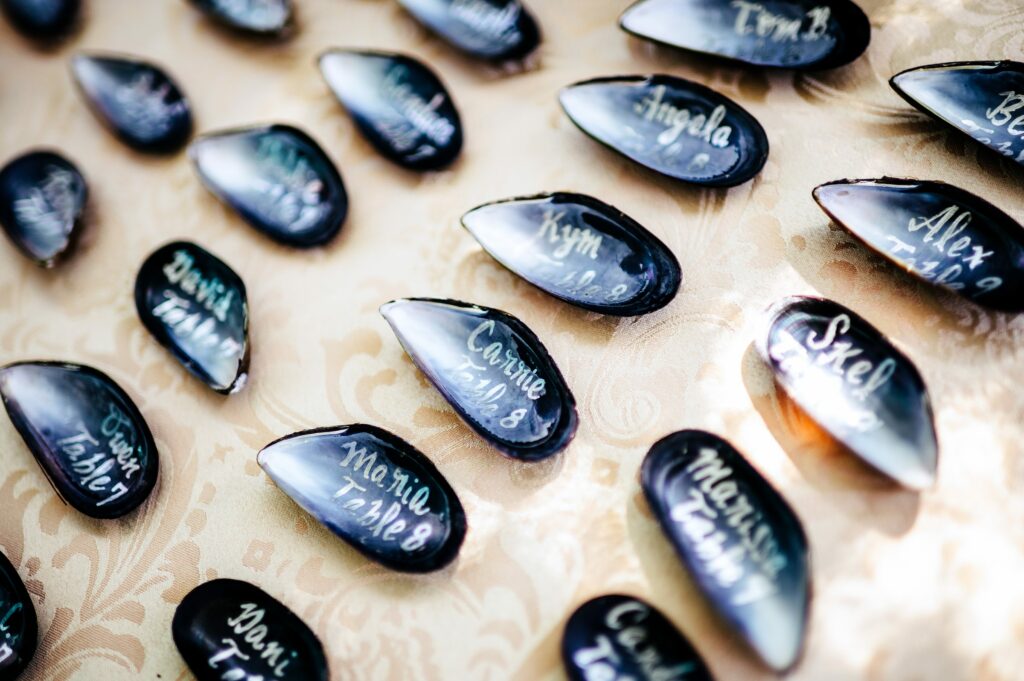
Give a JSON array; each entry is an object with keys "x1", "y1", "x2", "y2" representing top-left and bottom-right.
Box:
[{"x1": 740, "y1": 342, "x2": 921, "y2": 537}]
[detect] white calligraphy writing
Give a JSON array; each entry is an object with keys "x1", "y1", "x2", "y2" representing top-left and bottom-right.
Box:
[
  {"x1": 55, "y1": 405, "x2": 143, "y2": 507},
  {"x1": 329, "y1": 441, "x2": 434, "y2": 553},
  {"x1": 634, "y1": 85, "x2": 733, "y2": 149},
  {"x1": 670, "y1": 448, "x2": 786, "y2": 606},
  {"x1": 573, "y1": 600, "x2": 700, "y2": 680},
  {"x1": 732, "y1": 1, "x2": 831, "y2": 42}
]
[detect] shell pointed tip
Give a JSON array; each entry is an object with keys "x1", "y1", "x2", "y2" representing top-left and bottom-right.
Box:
[{"x1": 379, "y1": 300, "x2": 403, "y2": 318}]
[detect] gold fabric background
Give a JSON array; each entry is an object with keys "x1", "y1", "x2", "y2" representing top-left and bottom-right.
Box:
[{"x1": 2, "y1": 1, "x2": 1023, "y2": 679}]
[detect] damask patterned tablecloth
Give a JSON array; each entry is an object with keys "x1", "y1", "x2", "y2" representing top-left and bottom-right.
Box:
[{"x1": 2, "y1": 1, "x2": 1024, "y2": 679}]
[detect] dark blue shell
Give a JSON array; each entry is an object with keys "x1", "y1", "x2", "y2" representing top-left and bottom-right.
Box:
[
  {"x1": 620, "y1": 0, "x2": 870, "y2": 70},
  {"x1": 757, "y1": 296, "x2": 938, "y2": 489},
  {"x1": 814, "y1": 178, "x2": 1024, "y2": 312},
  {"x1": 71, "y1": 53, "x2": 193, "y2": 153},
  {"x1": 189, "y1": 124, "x2": 348, "y2": 248},
  {"x1": 891, "y1": 60, "x2": 1024, "y2": 166},
  {"x1": 258, "y1": 424, "x2": 466, "y2": 572},
  {"x1": 380, "y1": 298, "x2": 577, "y2": 461},
  {"x1": 0, "y1": 551, "x2": 37, "y2": 680},
  {"x1": 319, "y1": 49, "x2": 463, "y2": 171},
  {"x1": 641, "y1": 429, "x2": 809, "y2": 672},
  {"x1": 1, "y1": 0, "x2": 79, "y2": 40},
  {"x1": 462, "y1": 192, "x2": 681, "y2": 315},
  {"x1": 172, "y1": 579, "x2": 328, "y2": 681},
  {"x1": 0, "y1": 362, "x2": 160, "y2": 519},
  {"x1": 135, "y1": 241, "x2": 250, "y2": 393},
  {"x1": 562, "y1": 594, "x2": 714, "y2": 681},
  {"x1": 0, "y1": 149, "x2": 87, "y2": 267},
  {"x1": 560, "y1": 75, "x2": 768, "y2": 187},
  {"x1": 397, "y1": 0, "x2": 540, "y2": 61},
  {"x1": 186, "y1": 0, "x2": 292, "y2": 35}
]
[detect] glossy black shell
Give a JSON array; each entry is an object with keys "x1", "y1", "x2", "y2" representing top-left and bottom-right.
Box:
[
  {"x1": 70, "y1": 53, "x2": 193, "y2": 153},
  {"x1": 0, "y1": 551, "x2": 37, "y2": 680},
  {"x1": 756, "y1": 296, "x2": 938, "y2": 489},
  {"x1": 380, "y1": 298, "x2": 578, "y2": 461},
  {"x1": 258, "y1": 424, "x2": 467, "y2": 572},
  {"x1": 0, "y1": 149, "x2": 87, "y2": 267},
  {"x1": 462, "y1": 192, "x2": 681, "y2": 315},
  {"x1": 814, "y1": 178, "x2": 1024, "y2": 312},
  {"x1": 891, "y1": 60, "x2": 1024, "y2": 166},
  {"x1": 562, "y1": 594, "x2": 713, "y2": 681},
  {"x1": 559, "y1": 74, "x2": 768, "y2": 187},
  {"x1": 1, "y1": 0, "x2": 78, "y2": 39},
  {"x1": 641, "y1": 429, "x2": 809, "y2": 672},
  {"x1": 319, "y1": 49, "x2": 463, "y2": 171},
  {"x1": 189, "y1": 124, "x2": 348, "y2": 248},
  {"x1": 135, "y1": 241, "x2": 250, "y2": 393},
  {"x1": 619, "y1": 0, "x2": 870, "y2": 70},
  {"x1": 0, "y1": 361, "x2": 160, "y2": 519},
  {"x1": 186, "y1": 0, "x2": 293, "y2": 35},
  {"x1": 172, "y1": 578, "x2": 328, "y2": 681},
  {"x1": 396, "y1": 0, "x2": 541, "y2": 61}
]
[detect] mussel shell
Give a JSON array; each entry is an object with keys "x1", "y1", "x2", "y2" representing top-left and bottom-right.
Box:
[
  {"x1": 186, "y1": 0, "x2": 293, "y2": 36},
  {"x1": 0, "y1": 149, "x2": 87, "y2": 267},
  {"x1": 619, "y1": 0, "x2": 870, "y2": 70},
  {"x1": 814, "y1": 178, "x2": 1024, "y2": 312},
  {"x1": 461, "y1": 192, "x2": 681, "y2": 315},
  {"x1": 559, "y1": 74, "x2": 768, "y2": 187},
  {"x1": 172, "y1": 578, "x2": 329, "y2": 681},
  {"x1": 0, "y1": 551, "x2": 37, "y2": 680},
  {"x1": 1, "y1": 0, "x2": 79, "y2": 40},
  {"x1": 396, "y1": 0, "x2": 540, "y2": 61},
  {"x1": 380, "y1": 298, "x2": 577, "y2": 461},
  {"x1": 319, "y1": 49, "x2": 463, "y2": 171},
  {"x1": 189, "y1": 124, "x2": 348, "y2": 248},
  {"x1": 258, "y1": 424, "x2": 467, "y2": 572},
  {"x1": 0, "y1": 361, "x2": 160, "y2": 519},
  {"x1": 756, "y1": 296, "x2": 938, "y2": 489},
  {"x1": 70, "y1": 53, "x2": 193, "y2": 153},
  {"x1": 134, "y1": 241, "x2": 249, "y2": 393},
  {"x1": 641, "y1": 429, "x2": 809, "y2": 672},
  {"x1": 562, "y1": 594, "x2": 714, "y2": 681},
  {"x1": 891, "y1": 60, "x2": 1024, "y2": 166}
]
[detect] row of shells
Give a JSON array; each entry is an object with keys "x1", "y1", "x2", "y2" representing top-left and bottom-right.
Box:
[{"x1": 1, "y1": 0, "x2": 1020, "y2": 679}]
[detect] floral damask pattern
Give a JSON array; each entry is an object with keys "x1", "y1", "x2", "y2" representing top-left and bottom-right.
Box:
[{"x1": 1, "y1": 1, "x2": 1024, "y2": 679}]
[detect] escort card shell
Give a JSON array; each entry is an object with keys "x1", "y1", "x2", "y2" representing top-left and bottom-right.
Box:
[
  {"x1": 380, "y1": 298, "x2": 577, "y2": 461},
  {"x1": 0, "y1": 150, "x2": 87, "y2": 267},
  {"x1": 135, "y1": 241, "x2": 250, "y2": 393},
  {"x1": 619, "y1": 0, "x2": 870, "y2": 70},
  {"x1": 186, "y1": 0, "x2": 293, "y2": 35},
  {"x1": 397, "y1": 0, "x2": 540, "y2": 61},
  {"x1": 0, "y1": 551, "x2": 36, "y2": 681},
  {"x1": 757, "y1": 296, "x2": 938, "y2": 489},
  {"x1": 1, "y1": 0, "x2": 79, "y2": 39},
  {"x1": 559, "y1": 75, "x2": 769, "y2": 187},
  {"x1": 70, "y1": 53, "x2": 193, "y2": 153},
  {"x1": 461, "y1": 192, "x2": 681, "y2": 315},
  {"x1": 641, "y1": 429, "x2": 809, "y2": 672},
  {"x1": 814, "y1": 178, "x2": 1024, "y2": 312},
  {"x1": 172, "y1": 578, "x2": 329, "y2": 681},
  {"x1": 189, "y1": 124, "x2": 348, "y2": 248},
  {"x1": 258, "y1": 424, "x2": 466, "y2": 572},
  {"x1": 0, "y1": 362, "x2": 160, "y2": 519},
  {"x1": 891, "y1": 61, "x2": 1024, "y2": 166},
  {"x1": 319, "y1": 49, "x2": 463, "y2": 171},
  {"x1": 562, "y1": 594, "x2": 714, "y2": 681}
]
